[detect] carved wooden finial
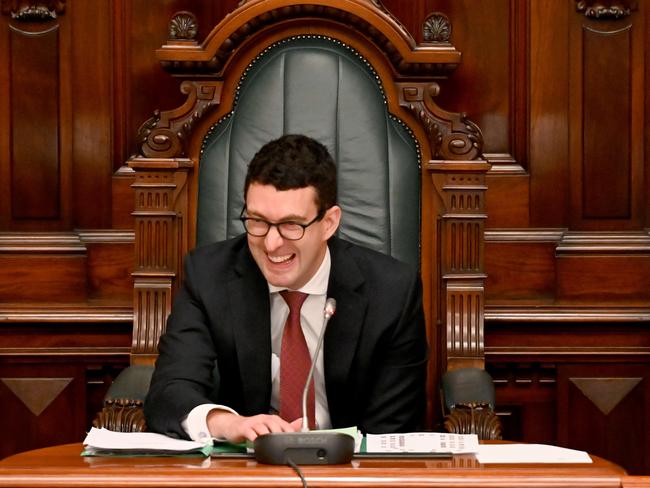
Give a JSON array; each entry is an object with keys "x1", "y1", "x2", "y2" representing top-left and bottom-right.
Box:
[
  {"x1": 169, "y1": 10, "x2": 198, "y2": 41},
  {"x1": 423, "y1": 12, "x2": 452, "y2": 43}
]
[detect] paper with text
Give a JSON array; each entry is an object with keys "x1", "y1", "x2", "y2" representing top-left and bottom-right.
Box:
[{"x1": 365, "y1": 432, "x2": 479, "y2": 454}]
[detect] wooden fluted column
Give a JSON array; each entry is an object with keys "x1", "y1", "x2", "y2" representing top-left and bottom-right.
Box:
[
  {"x1": 429, "y1": 160, "x2": 490, "y2": 370},
  {"x1": 127, "y1": 159, "x2": 192, "y2": 366}
]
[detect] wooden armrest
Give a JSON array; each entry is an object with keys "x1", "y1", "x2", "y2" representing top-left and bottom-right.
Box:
[
  {"x1": 92, "y1": 398, "x2": 147, "y2": 432},
  {"x1": 443, "y1": 402, "x2": 502, "y2": 440}
]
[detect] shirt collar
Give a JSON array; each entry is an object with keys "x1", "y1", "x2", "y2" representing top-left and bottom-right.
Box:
[{"x1": 268, "y1": 246, "x2": 331, "y2": 296}]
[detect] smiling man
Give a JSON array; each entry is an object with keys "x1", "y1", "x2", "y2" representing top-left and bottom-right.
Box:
[{"x1": 144, "y1": 134, "x2": 428, "y2": 443}]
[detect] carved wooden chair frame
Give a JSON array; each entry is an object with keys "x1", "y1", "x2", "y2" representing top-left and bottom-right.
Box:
[{"x1": 97, "y1": 0, "x2": 489, "y2": 432}]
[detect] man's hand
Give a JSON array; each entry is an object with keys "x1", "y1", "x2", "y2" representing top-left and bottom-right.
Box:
[{"x1": 207, "y1": 410, "x2": 302, "y2": 443}]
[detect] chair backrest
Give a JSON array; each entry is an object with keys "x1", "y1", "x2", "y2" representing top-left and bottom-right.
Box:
[
  {"x1": 441, "y1": 367, "x2": 496, "y2": 412},
  {"x1": 196, "y1": 36, "x2": 420, "y2": 268}
]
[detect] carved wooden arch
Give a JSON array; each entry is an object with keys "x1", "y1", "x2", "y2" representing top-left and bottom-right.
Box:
[{"x1": 127, "y1": 0, "x2": 489, "y2": 427}]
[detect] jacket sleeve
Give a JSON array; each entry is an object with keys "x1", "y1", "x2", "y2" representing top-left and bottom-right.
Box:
[{"x1": 143, "y1": 252, "x2": 220, "y2": 440}]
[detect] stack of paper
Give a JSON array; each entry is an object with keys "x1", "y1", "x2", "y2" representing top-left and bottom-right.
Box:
[{"x1": 82, "y1": 428, "x2": 213, "y2": 457}]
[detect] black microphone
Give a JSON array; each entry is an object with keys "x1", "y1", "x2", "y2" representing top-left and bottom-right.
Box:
[{"x1": 254, "y1": 298, "x2": 355, "y2": 465}]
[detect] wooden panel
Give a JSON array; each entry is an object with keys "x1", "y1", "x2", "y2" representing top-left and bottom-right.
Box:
[
  {"x1": 111, "y1": 169, "x2": 136, "y2": 230},
  {"x1": 0, "y1": 362, "x2": 85, "y2": 460},
  {"x1": 582, "y1": 24, "x2": 631, "y2": 219},
  {"x1": 71, "y1": 0, "x2": 113, "y2": 228},
  {"x1": 569, "y1": 7, "x2": 645, "y2": 229},
  {"x1": 485, "y1": 239, "x2": 557, "y2": 303},
  {"x1": 529, "y1": 0, "x2": 570, "y2": 226},
  {"x1": 557, "y1": 255, "x2": 650, "y2": 304},
  {"x1": 0, "y1": 254, "x2": 87, "y2": 302},
  {"x1": 485, "y1": 173, "x2": 530, "y2": 228},
  {"x1": 84, "y1": 241, "x2": 133, "y2": 304},
  {"x1": 558, "y1": 363, "x2": 650, "y2": 474},
  {"x1": 10, "y1": 23, "x2": 60, "y2": 220}
]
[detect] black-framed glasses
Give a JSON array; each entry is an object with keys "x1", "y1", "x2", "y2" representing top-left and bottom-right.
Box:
[{"x1": 240, "y1": 207, "x2": 325, "y2": 240}]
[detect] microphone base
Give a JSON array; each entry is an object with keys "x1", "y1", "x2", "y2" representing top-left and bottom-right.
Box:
[{"x1": 253, "y1": 431, "x2": 355, "y2": 465}]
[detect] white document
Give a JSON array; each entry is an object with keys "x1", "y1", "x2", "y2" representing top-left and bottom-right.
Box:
[
  {"x1": 83, "y1": 427, "x2": 212, "y2": 455},
  {"x1": 476, "y1": 444, "x2": 592, "y2": 463},
  {"x1": 365, "y1": 432, "x2": 479, "y2": 454}
]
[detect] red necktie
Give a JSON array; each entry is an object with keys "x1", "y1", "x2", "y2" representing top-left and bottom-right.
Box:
[{"x1": 279, "y1": 290, "x2": 316, "y2": 429}]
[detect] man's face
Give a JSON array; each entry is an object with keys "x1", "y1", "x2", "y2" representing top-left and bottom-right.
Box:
[{"x1": 245, "y1": 183, "x2": 341, "y2": 290}]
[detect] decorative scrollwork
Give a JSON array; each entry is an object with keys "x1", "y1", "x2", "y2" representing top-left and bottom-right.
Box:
[
  {"x1": 1, "y1": 0, "x2": 66, "y2": 21},
  {"x1": 93, "y1": 398, "x2": 147, "y2": 433},
  {"x1": 575, "y1": 0, "x2": 638, "y2": 19},
  {"x1": 400, "y1": 84, "x2": 483, "y2": 160},
  {"x1": 423, "y1": 12, "x2": 451, "y2": 43},
  {"x1": 137, "y1": 81, "x2": 221, "y2": 158},
  {"x1": 169, "y1": 10, "x2": 198, "y2": 40},
  {"x1": 444, "y1": 402, "x2": 502, "y2": 440}
]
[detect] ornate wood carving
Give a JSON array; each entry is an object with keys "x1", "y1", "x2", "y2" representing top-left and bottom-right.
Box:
[
  {"x1": 93, "y1": 398, "x2": 147, "y2": 432},
  {"x1": 575, "y1": 0, "x2": 638, "y2": 19},
  {"x1": 169, "y1": 11, "x2": 198, "y2": 41},
  {"x1": 158, "y1": 2, "x2": 458, "y2": 77},
  {"x1": 444, "y1": 402, "x2": 502, "y2": 440},
  {"x1": 423, "y1": 12, "x2": 451, "y2": 43},
  {"x1": 137, "y1": 81, "x2": 222, "y2": 158},
  {"x1": 399, "y1": 83, "x2": 483, "y2": 161},
  {"x1": 0, "y1": 0, "x2": 65, "y2": 21}
]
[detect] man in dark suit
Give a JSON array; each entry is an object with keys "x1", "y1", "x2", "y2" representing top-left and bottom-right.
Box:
[{"x1": 144, "y1": 134, "x2": 427, "y2": 443}]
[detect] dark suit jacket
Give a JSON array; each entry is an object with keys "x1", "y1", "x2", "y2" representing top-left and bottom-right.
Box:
[{"x1": 144, "y1": 235, "x2": 428, "y2": 439}]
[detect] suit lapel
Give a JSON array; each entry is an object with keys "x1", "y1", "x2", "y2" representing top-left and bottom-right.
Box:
[
  {"x1": 323, "y1": 239, "x2": 367, "y2": 412},
  {"x1": 227, "y1": 249, "x2": 272, "y2": 414}
]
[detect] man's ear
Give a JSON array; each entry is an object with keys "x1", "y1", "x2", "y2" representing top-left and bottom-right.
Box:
[{"x1": 322, "y1": 205, "x2": 341, "y2": 240}]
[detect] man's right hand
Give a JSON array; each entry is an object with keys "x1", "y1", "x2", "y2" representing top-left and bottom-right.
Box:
[{"x1": 207, "y1": 410, "x2": 302, "y2": 443}]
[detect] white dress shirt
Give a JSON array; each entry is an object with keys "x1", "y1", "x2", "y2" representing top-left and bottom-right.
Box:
[{"x1": 182, "y1": 248, "x2": 332, "y2": 441}]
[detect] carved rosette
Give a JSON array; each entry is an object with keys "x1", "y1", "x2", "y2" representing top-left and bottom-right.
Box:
[
  {"x1": 399, "y1": 83, "x2": 483, "y2": 161},
  {"x1": 575, "y1": 0, "x2": 638, "y2": 18},
  {"x1": 137, "y1": 81, "x2": 222, "y2": 158},
  {"x1": 1, "y1": 0, "x2": 65, "y2": 20}
]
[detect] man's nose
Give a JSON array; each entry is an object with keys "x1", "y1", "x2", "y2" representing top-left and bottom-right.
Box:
[{"x1": 264, "y1": 225, "x2": 284, "y2": 250}]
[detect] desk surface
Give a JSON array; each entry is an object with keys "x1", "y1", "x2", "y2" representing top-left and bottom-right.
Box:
[{"x1": 0, "y1": 443, "x2": 626, "y2": 488}]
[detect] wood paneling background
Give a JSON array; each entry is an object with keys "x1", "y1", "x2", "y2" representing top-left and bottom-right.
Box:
[{"x1": 0, "y1": 0, "x2": 648, "y2": 475}]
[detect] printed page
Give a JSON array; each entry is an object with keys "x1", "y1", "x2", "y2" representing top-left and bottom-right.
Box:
[{"x1": 365, "y1": 432, "x2": 479, "y2": 454}]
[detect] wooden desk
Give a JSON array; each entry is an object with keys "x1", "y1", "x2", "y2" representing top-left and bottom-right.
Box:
[{"x1": 0, "y1": 443, "x2": 626, "y2": 488}]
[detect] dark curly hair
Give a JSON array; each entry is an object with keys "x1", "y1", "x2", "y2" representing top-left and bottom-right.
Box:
[{"x1": 244, "y1": 134, "x2": 337, "y2": 213}]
